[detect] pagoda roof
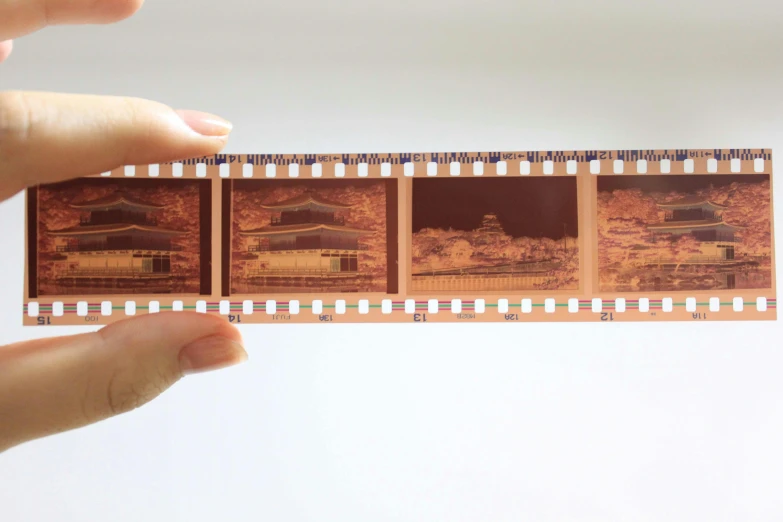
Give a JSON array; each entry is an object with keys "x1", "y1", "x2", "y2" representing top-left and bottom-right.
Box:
[
  {"x1": 48, "y1": 224, "x2": 184, "y2": 236},
  {"x1": 260, "y1": 193, "x2": 353, "y2": 210},
  {"x1": 240, "y1": 223, "x2": 370, "y2": 236},
  {"x1": 647, "y1": 219, "x2": 742, "y2": 231},
  {"x1": 657, "y1": 197, "x2": 727, "y2": 210},
  {"x1": 70, "y1": 193, "x2": 163, "y2": 211}
]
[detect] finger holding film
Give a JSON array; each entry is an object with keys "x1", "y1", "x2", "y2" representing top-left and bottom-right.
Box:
[
  {"x1": 0, "y1": 313, "x2": 248, "y2": 452},
  {"x1": 0, "y1": 0, "x2": 145, "y2": 41},
  {"x1": 0, "y1": 0, "x2": 245, "y2": 453},
  {"x1": 0, "y1": 91, "x2": 233, "y2": 202}
]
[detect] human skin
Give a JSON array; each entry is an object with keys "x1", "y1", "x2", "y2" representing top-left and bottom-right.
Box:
[{"x1": 0, "y1": 0, "x2": 248, "y2": 453}]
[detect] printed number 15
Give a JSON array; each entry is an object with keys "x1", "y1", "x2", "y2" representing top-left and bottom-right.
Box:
[{"x1": 37, "y1": 317, "x2": 51, "y2": 325}]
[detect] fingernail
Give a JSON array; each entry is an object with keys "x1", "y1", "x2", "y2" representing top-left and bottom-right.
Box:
[
  {"x1": 0, "y1": 40, "x2": 13, "y2": 63},
  {"x1": 175, "y1": 110, "x2": 233, "y2": 137},
  {"x1": 179, "y1": 336, "x2": 248, "y2": 375}
]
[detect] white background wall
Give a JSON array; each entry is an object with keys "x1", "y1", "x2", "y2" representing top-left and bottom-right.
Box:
[{"x1": 2, "y1": 1, "x2": 783, "y2": 520}]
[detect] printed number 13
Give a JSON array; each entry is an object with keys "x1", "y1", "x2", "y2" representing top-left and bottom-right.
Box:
[{"x1": 414, "y1": 313, "x2": 427, "y2": 322}]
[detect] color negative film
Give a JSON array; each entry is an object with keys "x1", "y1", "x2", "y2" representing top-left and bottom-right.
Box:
[{"x1": 23, "y1": 149, "x2": 776, "y2": 325}]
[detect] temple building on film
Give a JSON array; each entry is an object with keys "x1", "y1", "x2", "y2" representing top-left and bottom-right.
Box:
[
  {"x1": 48, "y1": 193, "x2": 183, "y2": 282},
  {"x1": 646, "y1": 197, "x2": 741, "y2": 262},
  {"x1": 239, "y1": 191, "x2": 371, "y2": 287}
]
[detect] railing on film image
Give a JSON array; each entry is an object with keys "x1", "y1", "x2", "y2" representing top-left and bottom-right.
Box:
[
  {"x1": 644, "y1": 254, "x2": 767, "y2": 266},
  {"x1": 56, "y1": 268, "x2": 173, "y2": 278},
  {"x1": 647, "y1": 233, "x2": 737, "y2": 243},
  {"x1": 247, "y1": 244, "x2": 369, "y2": 252},
  {"x1": 410, "y1": 260, "x2": 565, "y2": 291},
  {"x1": 56, "y1": 243, "x2": 183, "y2": 253},
  {"x1": 413, "y1": 260, "x2": 559, "y2": 278},
  {"x1": 246, "y1": 268, "x2": 367, "y2": 278}
]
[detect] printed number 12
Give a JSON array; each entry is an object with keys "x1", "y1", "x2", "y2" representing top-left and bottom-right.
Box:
[{"x1": 600, "y1": 313, "x2": 614, "y2": 322}]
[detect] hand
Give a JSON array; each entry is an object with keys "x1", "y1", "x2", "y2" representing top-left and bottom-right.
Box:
[{"x1": 0, "y1": 0, "x2": 248, "y2": 453}]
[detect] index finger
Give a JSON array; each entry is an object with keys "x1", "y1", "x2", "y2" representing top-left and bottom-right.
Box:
[
  {"x1": 0, "y1": 0, "x2": 144, "y2": 41},
  {"x1": 0, "y1": 91, "x2": 233, "y2": 203}
]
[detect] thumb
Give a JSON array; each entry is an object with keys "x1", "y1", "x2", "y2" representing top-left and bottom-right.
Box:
[{"x1": 0, "y1": 313, "x2": 247, "y2": 452}]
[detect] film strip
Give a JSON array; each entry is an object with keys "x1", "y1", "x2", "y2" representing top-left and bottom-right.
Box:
[{"x1": 23, "y1": 148, "x2": 776, "y2": 325}]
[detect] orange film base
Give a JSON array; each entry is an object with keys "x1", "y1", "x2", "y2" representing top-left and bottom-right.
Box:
[{"x1": 23, "y1": 148, "x2": 776, "y2": 326}]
